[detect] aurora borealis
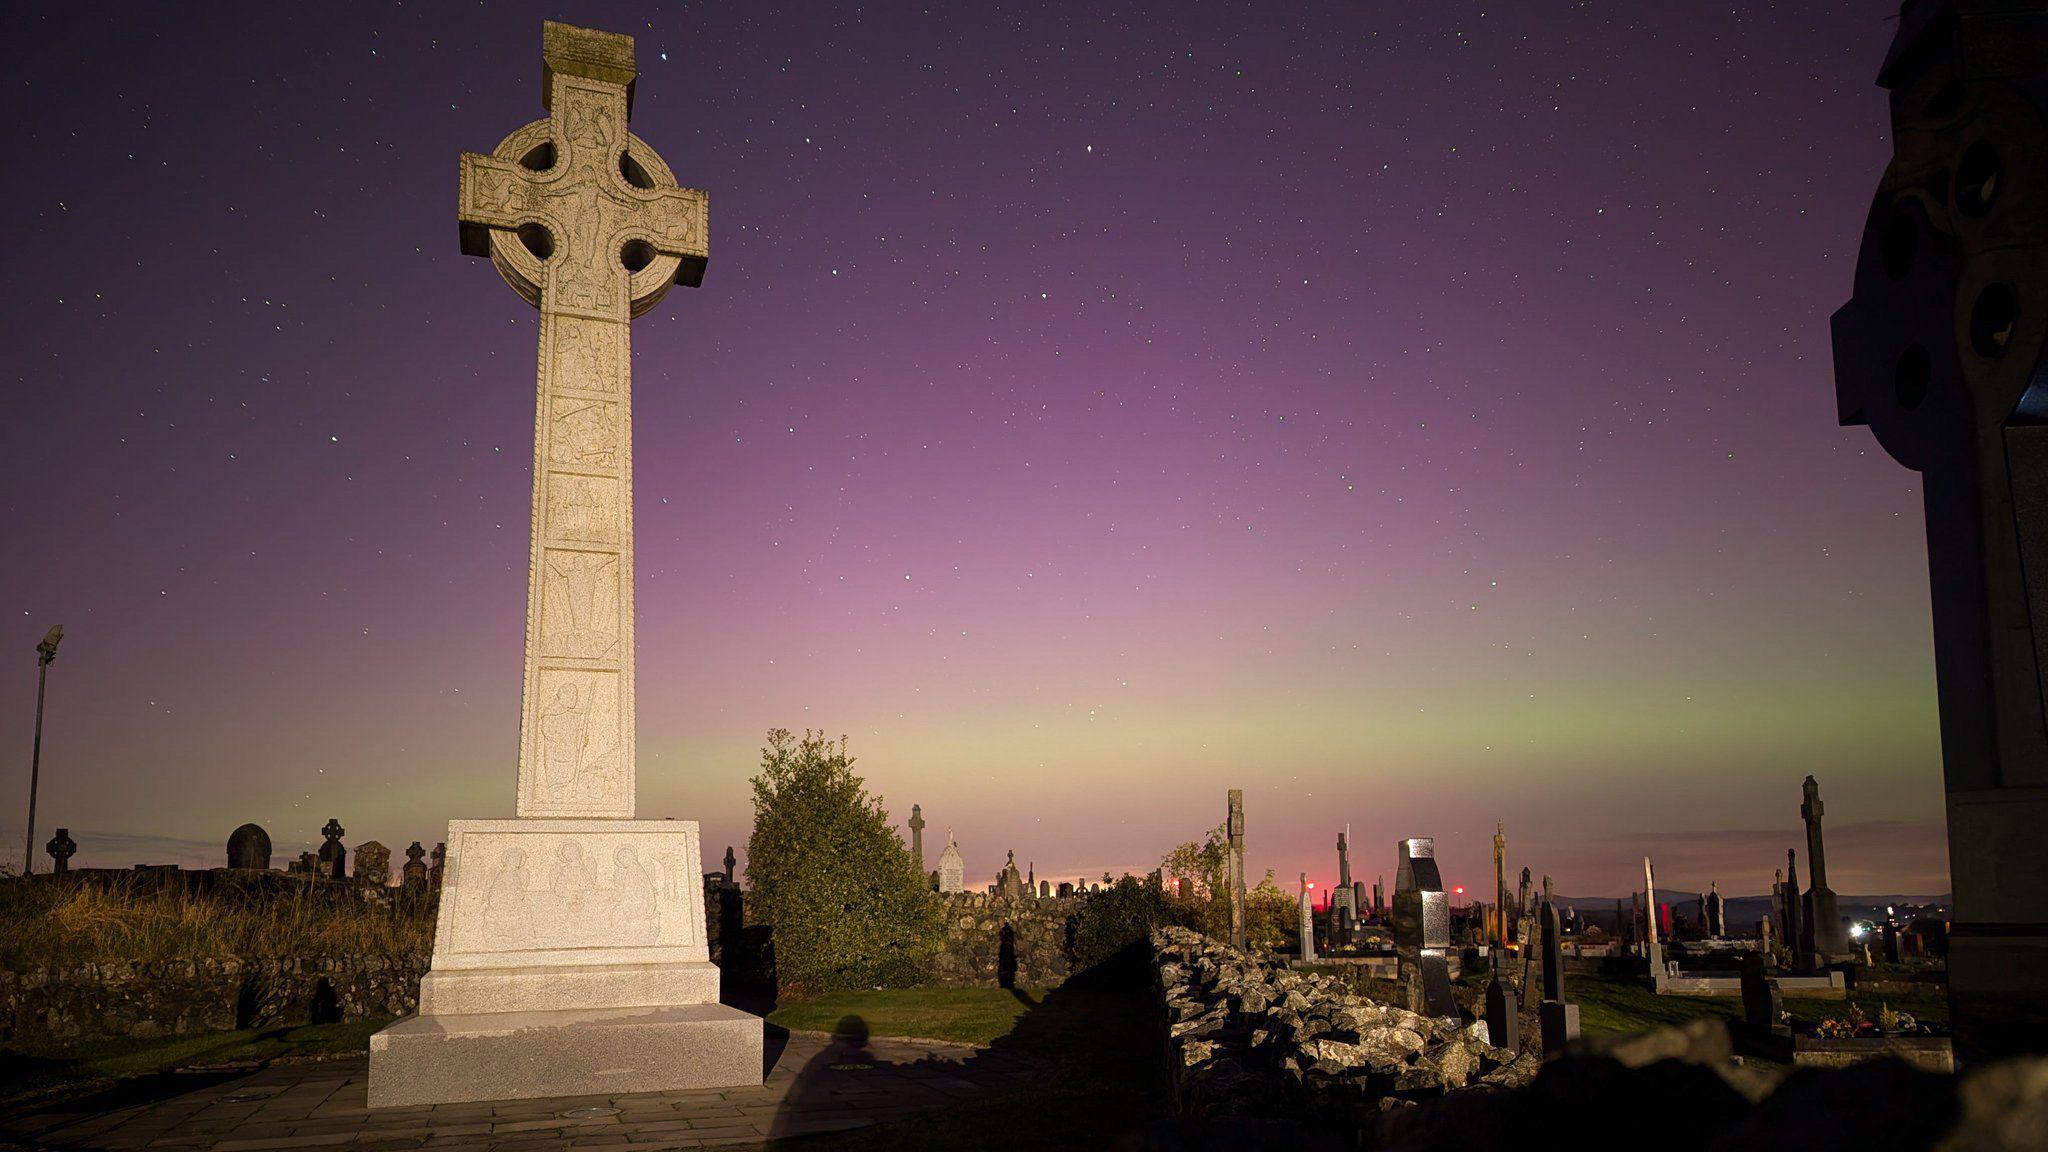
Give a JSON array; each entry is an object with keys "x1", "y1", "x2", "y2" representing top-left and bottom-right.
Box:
[{"x1": 0, "y1": 2, "x2": 1948, "y2": 897}]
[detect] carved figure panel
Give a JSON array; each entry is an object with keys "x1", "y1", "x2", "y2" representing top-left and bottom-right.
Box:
[
  {"x1": 527, "y1": 668, "x2": 626, "y2": 810},
  {"x1": 549, "y1": 315, "x2": 622, "y2": 394},
  {"x1": 540, "y1": 548, "x2": 621, "y2": 660},
  {"x1": 544, "y1": 473, "x2": 620, "y2": 544},
  {"x1": 448, "y1": 830, "x2": 702, "y2": 955},
  {"x1": 548, "y1": 398, "x2": 620, "y2": 468}
]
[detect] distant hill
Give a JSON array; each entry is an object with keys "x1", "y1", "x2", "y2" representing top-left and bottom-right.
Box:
[{"x1": 1543, "y1": 893, "x2": 1952, "y2": 933}]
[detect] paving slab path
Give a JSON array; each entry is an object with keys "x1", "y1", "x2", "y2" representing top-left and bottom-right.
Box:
[{"x1": 3, "y1": 1029, "x2": 1039, "y2": 1151}]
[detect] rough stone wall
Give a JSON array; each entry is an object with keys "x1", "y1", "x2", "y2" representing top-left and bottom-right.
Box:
[
  {"x1": 0, "y1": 954, "x2": 428, "y2": 1044},
  {"x1": 930, "y1": 893, "x2": 1079, "y2": 988},
  {"x1": 1152, "y1": 926, "x2": 1536, "y2": 1125}
]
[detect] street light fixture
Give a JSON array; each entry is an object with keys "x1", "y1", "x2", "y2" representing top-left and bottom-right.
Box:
[{"x1": 22, "y1": 625, "x2": 62, "y2": 876}]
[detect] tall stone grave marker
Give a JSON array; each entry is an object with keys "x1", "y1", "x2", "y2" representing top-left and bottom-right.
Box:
[
  {"x1": 908, "y1": 803, "x2": 926, "y2": 873},
  {"x1": 937, "y1": 830, "x2": 965, "y2": 893},
  {"x1": 1799, "y1": 776, "x2": 1853, "y2": 960},
  {"x1": 1393, "y1": 837, "x2": 1459, "y2": 1018},
  {"x1": 368, "y1": 21, "x2": 759, "y2": 1106},
  {"x1": 1538, "y1": 896, "x2": 1579, "y2": 1056},
  {"x1": 1831, "y1": 1, "x2": 2048, "y2": 1057},
  {"x1": 317, "y1": 819, "x2": 347, "y2": 880},
  {"x1": 1298, "y1": 873, "x2": 1316, "y2": 962},
  {"x1": 1226, "y1": 790, "x2": 1247, "y2": 950},
  {"x1": 1331, "y1": 828, "x2": 1355, "y2": 941}
]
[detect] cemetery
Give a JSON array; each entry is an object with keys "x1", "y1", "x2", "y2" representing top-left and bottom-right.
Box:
[{"x1": 4, "y1": 2, "x2": 2048, "y2": 1149}]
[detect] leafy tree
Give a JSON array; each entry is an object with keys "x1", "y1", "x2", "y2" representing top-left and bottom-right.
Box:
[
  {"x1": 745, "y1": 729, "x2": 943, "y2": 995},
  {"x1": 1160, "y1": 824, "x2": 1231, "y2": 939},
  {"x1": 1246, "y1": 870, "x2": 1298, "y2": 951},
  {"x1": 1071, "y1": 874, "x2": 1171, "y2": 971}
]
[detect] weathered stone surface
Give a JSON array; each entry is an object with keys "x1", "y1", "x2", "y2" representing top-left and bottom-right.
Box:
[{"x1": 368, "y1": 20, "x2": 754, "y2": 1106}]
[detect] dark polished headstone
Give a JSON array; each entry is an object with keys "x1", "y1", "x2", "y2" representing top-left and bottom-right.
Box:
[
  {"x1": 317, "y1": 818, "x2": 347, "y2": 880},
  {"x1": 227, "y1": 823, "x2": 272, "y2": 870},
  {"x1": 1393, "y1": 837, "x2": 1459, "y2": 1018}
]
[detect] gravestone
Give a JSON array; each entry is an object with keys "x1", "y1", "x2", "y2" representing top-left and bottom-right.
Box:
[
  {"x1": 368, "y1": 21, "x2": 759, "y2": 1107},
  {"x1": 722, "y1": 845, "x2": 736, "y2": 887},
  {"x1": 1642, "y1": 856, "x2": 1667, "y2": 989},
  {"x1": 1332, "y1": 829, "x2": 1355, "y2": 942},
  {"x1": 1831, "y1": 3, "x2": 2048, "y2": 1057},
  {"x1": 996, "y1": 850, "x2": 1026, "y2": 900},
  {"x1": 1704, "y1": 880, "x2": 1726, "y2": 939},
  {"x1": 1226, "y1": 790, "x2": 1247, "y2": 950},
  {"x1": 1039, "y1": 879, "x2": 1050, "y2": 898},
  {"x1": 1392, "y1": 837, "x2": 1459, "y2": 1017},
  {"x1": 402, "y1": 841, "x2": 429, "y2": 896},
  {"x1": 227, "y1": 823, "x2": 272, "y2": 870},
  {"x1": 1178, "y1": 876, "x2": 1193, "y2": 902},
  {"x1": 1372, "y1": 877, "x2": 1384, "y2": 918},
  {"x1": 1782, "y1": 849, "x2": 1807, "y2": 971},
  {"x1": 45, "y1": 828, "x2": 75, "y2": 873},
  {"x1": 1491, "y1": 822, "x2": 1508, "y2": 946},
  {"x1": 355, "y1": 841, "x2": 391, "y2": 888},
  {"x1": 1483, "y1": 947, "x2": 1518, "y2": 1050},
  {"x1": 1516, "y1": 867, "x2": 1532, "y2": 927},
  {"x1": 1538, "y1": 897, "x2": 1579, "y2": 1056},
  {"x1": 907, "y1": 804, "x2": 925, "y2": 873},
  {"x1": 1057, "y1": 882, "x2": 1074, "y2": 899},
  {"x1": 1741, "y1": 950, "x2": 1788, "y2": 1040},
  {"x1": 429, "y1": 841, "x2": 446, "y2": 893},
  {"x1": 1799, "y1": 776, "x2": 1853, "y2": 960},
  {"x1": 317, "y1": 819, "x2": 347, "y2": 880},
  {"x1": 937, "y1": 830, "x2": 965, "y2": 893},
  {"x1": 1298, "y1": 874, "x2": 1317, "y2": 963}
]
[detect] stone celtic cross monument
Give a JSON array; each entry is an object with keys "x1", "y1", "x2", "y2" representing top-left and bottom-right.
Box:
[{"x1": 368, "y1": 21, "x2": 760, "y2": 1106}]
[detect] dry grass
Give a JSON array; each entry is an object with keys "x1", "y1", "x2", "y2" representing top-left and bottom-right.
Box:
[{"x1": 0, "y1": 877, "x2": 432, "y2": 970}]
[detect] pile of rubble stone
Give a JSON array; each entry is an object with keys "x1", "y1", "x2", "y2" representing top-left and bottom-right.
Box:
[{"x1": 1152, "y1": 926, "x2": 1538, "y2": 1121}]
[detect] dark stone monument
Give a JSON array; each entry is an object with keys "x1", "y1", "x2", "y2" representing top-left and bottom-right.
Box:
[
  {"x1": 355, "y1": 840, "x2": 391, "y2": 888},
  {"x1": 1483, "y1": 946, "x2": 1519, "y2": 1049},
  {"x1": 1516, "y1": 867, "x2": 1532, "y2": 926},
  {"x1": 1057, "y1": 881, "x2": 1074, "y2": 899},
  {"x1": 316, "y1": 818, "x2": 346, "y2": 880},
  {"x1": 401, "y1": 841, "x2": 429, "y2": 896},
  {"x1": 1372, "y1": 876, "x2": 1384, "y2": 918},
  {"x1": 1883, "y1": 920, "x2": 1902, "y2": 965},
  {"x1": 1538, "y1": 896, "x2": 1579, "y2": 1057},
  {"x1": 1331, "y1": 829, "x2": 1356, "y2": 942},
  {"x1": 429, "y1": 841, "x2": 446, "y2": 892},
  {"x1": 722, "y1": 845, "x2": 736, "y2": 886},
  {"x1": 907, "y1": 803, "x2": 925, "y2": 874},
  {"x1": 227, "y1": 822, "x2": 272, "y2": 870},
  {"x1": 996, "y1": 850, "x2": 1026, "y2": 900},
  {"x1": 1704, "y1": 880, "x2": 1726, "y2": 939},
  {"x1": 1831, "y1": 1, "x2": 2048, "y2": 1058},
  {"x1": 1782, "y1": 848, "x2": 1808, "y2": 971},
  {"x1": 1226, "y1": 790, "x2": 1247, "y2": 950},
  {"x1": 1799, "y1": 776, "x2": 1853, "y2": 960},
  {"x1": 1393, "y1": 837, "x2": 1459, "y2": 1018},
  {"x1": 1742, "y1": 950, "x2": 1788, "y2": 1040},
  {"x1": 44, "y1": 828, "x2": 75, "y2": 873}
]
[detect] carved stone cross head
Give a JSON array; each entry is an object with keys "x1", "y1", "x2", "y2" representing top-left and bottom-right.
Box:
[{"x1": 459, "y1": 21, "x2": 708, "y2": 322}]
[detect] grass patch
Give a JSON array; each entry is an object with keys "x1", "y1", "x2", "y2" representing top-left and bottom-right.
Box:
[
  {"x1": 1568, "y1": 971, "x2": 1949, "y2": 1037},
  {"x1": 767, "y1": 987, "x2": 1044, "y2": 1046},
  {"x1": 772, "y1": 951, "x2": 1166, "y2": 1150},
  {"x1": 0, "y1": 876, "x2": 430, "y2": 969}
]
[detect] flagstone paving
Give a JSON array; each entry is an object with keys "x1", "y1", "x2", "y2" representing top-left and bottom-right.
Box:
[{"x1": 4, "y1": 1030, "x2": 1038, "y2": 1151}]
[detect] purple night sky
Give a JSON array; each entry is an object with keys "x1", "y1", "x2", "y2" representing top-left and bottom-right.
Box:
[{"x1": 0, "y1": 2, "x2": 1948, "y2": 898}]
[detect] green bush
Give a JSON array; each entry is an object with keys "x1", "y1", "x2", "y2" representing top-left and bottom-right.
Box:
[
  {"x1": 744, "y1": 729, "x2": 943, "y2": 995},
  {"x1": 1245, "y1": 871, "x2": 1298, "y2": 951},
  {"x1": 1070, "y1": 875, "x2": 1170, "y2": 972}
]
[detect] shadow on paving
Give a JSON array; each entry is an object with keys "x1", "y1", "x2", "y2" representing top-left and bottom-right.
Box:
[{"x1": 763, "y1": 943, "x2": 1169, "y2": 1150}]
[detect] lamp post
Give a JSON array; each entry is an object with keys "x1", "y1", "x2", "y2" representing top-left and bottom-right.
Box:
[{"x1": 22, "y1": 625, "x2": 62, "y2": 876}]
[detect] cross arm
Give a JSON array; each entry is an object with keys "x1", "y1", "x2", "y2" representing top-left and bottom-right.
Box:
[
  {"x1": 458, "y1": 151, "x2": 544, "y2": 258},
  {"x1": 632, "y1": 185, "x2": 709, "y2": 287}
]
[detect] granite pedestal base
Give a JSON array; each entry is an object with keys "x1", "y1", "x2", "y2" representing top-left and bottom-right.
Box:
[{"x1": 368, "y1": 1002, "x2": 763, "y2": 1107}]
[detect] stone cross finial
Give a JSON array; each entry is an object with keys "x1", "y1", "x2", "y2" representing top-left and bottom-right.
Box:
[
  {"x1": 45, "y1": 828, "x2": 75, "y2": 872},
  {"x1": 457, "y1": 19, "x2": 709, "y2": 819}
]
